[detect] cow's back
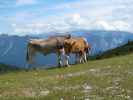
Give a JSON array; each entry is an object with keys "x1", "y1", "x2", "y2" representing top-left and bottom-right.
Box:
[
  {"x1": 70, "y1": 37, "x2": 85, "y2": 52},
  {"x1": 28, "y1": 35, "x2": 71, "y2": 55},
  {"x1": 64, "y1": 37, "x2": 89, "y2": 54}
]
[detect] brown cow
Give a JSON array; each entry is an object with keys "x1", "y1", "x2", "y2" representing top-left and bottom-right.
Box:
[{"x1": 64, "y1": 37, "x2": 91, "y2": 64}]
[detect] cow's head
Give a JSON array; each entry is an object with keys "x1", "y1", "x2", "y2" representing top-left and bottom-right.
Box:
[
  {"x1": 64, "y1": 39, "x2": 76, "y2": 53},
  {"x1": 64, "y1": 39, "x2": 76, "y2": 47}
]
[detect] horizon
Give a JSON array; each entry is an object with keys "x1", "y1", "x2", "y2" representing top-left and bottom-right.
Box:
[{"x1": 0, "y1": 30, "x2": 133, "y2": 37}]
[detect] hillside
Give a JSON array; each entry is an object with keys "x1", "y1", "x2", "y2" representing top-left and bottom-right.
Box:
[
  {"x1": 0, "y1": 52, "x2": 133, "y2": 100},
  {"x1": 94, "y1": 41, "x2": 133, "y2": 59},
  {"x1": 0, "y1": 64, "x2": 19, "y2": 74}
]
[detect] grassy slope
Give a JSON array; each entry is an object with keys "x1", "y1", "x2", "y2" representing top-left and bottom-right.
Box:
[
  {"x1": 0, "y1": 41, "x2": 133, "y2": 100},
  {"x1": 95, "y1": 41, "x2": 133, "y2": 59},
  {"x1": 0, "y1": 53, "x2": 133, "y2": 100}
]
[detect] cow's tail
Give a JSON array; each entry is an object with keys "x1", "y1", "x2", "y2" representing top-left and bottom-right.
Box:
[
  {"x1": 83, "y1": 38, "x2": 88, "y2": 52},
  {"x1": 26, "y1": 43, "x2": 30, "y2": 63},
  {"x1": 83, "y1": 37, "x2": 91, "y2": 57}
]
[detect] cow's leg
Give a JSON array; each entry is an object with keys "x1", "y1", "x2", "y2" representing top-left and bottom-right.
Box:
[
  {"x1": 57, "y1": 54, "x2": 62, "y2": 67},
  {"x1": 85, "y1": 48, "x2": 90, "y2": 60},
  {"x1": 75, "y1": 53, "x2": 80, "y2": 64},
  {"x1": 79, "y1": 55, "x2": 83, "y2": 63},
  {"x1": 58, "y1": 47, "x2": 70, "y2": 67},
  {"x1": 83, "y1": 52, "x2": 87, "y2": 63},
  {"x1": 75, "y1": 53, "x2": 78, "y2": 64},
  {"x1": 57, "y1": 48, "x2": 67, "y2": 67},
  {"x1": 29, "y1": 48, "x2": 35, "y2": 63},
  {"x1": 64, "y1": 55, "x2": 70, "y2": 67},
  {"x1": 27, "y1": 47, "x2": 36, "y2": 69},
  {"x1": 79, "y1": 51, "x2": 87, "y2": 64},
  {"x1": 78, "y1": 51, "x2": 84, "y2": 64}
]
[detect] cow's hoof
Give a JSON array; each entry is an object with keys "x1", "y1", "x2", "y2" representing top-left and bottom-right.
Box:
[
  {"x1": 25, "y1": 69, "x2": 29, "y2": 72},
  {"x1": 58, "y1": 66, "x2": 61, "y2": 68},
  {"x1": 64, "y1": 65, "x2": 70, "y2": 67}
]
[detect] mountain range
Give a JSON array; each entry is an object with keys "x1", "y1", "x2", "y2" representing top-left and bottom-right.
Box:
[{"x1": 0, "y1": 30, "x2": 133, "y2": 68}]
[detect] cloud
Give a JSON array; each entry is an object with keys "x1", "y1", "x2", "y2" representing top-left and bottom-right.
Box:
[
  {"x1": 11, "y1": 12, "x2": 132, "y2": 35},
  {"x1": 112, "y1": 21, "x2": 131, "y2": 31},
  {"x1": 1, "y1": 0, "x2": 133, "y2": 35},
  {"x1": 92, "y1": 20, "x2": 131, "y2": 32},
  {"x1": 93, "y1": 20, "x2": 115, "y2": 30},
  {"x1": 16, "y1": 0, "x2": 37, "y2": 6}
]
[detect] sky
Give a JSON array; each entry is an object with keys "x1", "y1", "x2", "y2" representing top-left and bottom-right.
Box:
[{"x1": 0, "y1": 0, "x2": 133, "y2": 35}]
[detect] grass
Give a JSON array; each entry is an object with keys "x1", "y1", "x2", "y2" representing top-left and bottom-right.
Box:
[
  {"x1": 0, "y1": 52, "x2": 133, "y2": 100},
  {"x1": 94, "y1": 41, "x2": 133, "y2": 60}
]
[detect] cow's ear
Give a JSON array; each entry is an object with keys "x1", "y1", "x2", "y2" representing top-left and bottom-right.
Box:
[
  {"x1": 64, "y1": 40, "x2": 68, "y2": 44},
  {"x1": 64, "y1": 40, "x2": 70, "y2": 46}
]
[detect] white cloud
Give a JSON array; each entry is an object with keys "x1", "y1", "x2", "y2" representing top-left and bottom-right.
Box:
[
  {"x1": 93, "y1": 20, "x2": 115, "y2": 30},
  {"x1": 8, "y1": 0, "x2": 133, "y2": 35},
  {"x1": 92, "y1": 20, "x2": 131, "y2": 32},
  {"x1": 11, "y1": 13, "x2": 133, "y2": 35},
  {"x1": 72, "y1": 13, "x2": 81, "y2": 22},
  {"x1": 112, "y1": 21, "x2": 131, "y2": 31}
]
